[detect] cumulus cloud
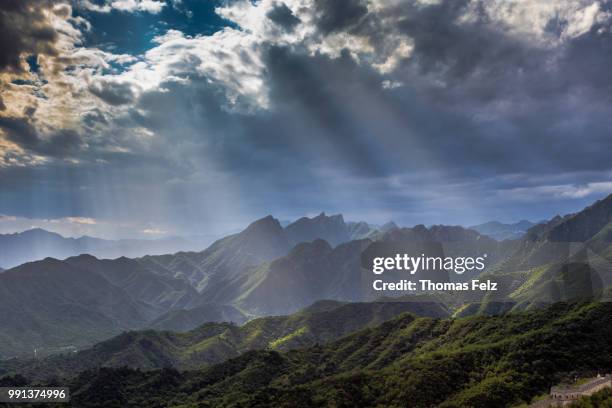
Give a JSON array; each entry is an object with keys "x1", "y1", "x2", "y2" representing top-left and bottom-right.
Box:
[
  {"x1": 0, "y1": 0, "x2": 142, "y2": 163},
  {"x1": 266, "y1": 2, "x2": 301, "y2": 31},
  {"x1": 78, "y1": 0, "x2": 166, "y2": 14},
  {"x1": 0, "y1": 1, "x2": 60, "y2": 74}
]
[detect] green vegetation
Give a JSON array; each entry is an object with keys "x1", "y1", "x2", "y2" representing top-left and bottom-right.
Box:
[
  {"x1": 4, "y1": 301, "x2": 610, "y2": 407},
  {"x1": 0, "y1": 300, "x2": 446, "y2": 381}
]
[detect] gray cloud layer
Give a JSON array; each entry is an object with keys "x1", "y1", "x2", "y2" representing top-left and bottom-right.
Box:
[{"x1": 1, "y1": 0, "x2": 612, "y2": 235}]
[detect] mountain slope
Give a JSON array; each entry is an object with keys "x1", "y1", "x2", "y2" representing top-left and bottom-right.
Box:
[
  {"x1": 27, "y1": 301, "x2": 612, "y2": 408},
  {"x1": 147, "y1": 304, "x2": 248, "y2": 331},
  {"x1": 547, "y1": 193, "x2": 612, "y2": 242},
  {"x1": 0, "y1": 258, "x2": 152, "y2": 359},
  {"x1": 0, "y1": 253, "x2": 234, "y2": 359},
  {"x1": 137, "y1": 213, "x2": 379, "y2": 298},
  {"x1": 497, "y1": 194, "x2": 612, "y2": 272},
  {"x1": 65, "y1": 255, "x2": 199, "y2": 313},
  {"x1": 139, "y1": 215, "x2": 292, "y2": 294},
  {"x1": 235, "y1": 224, "x2": 518, "y2": 316},
  {"x1": 0, "y1": 299, "x2": 448, "y2": 380},
  {"x1": 459, "y1": 194, "x2": 612, "y2": 314},
  {"x1": 237, "y1": 239, "x2": 368, "y2": 315}
]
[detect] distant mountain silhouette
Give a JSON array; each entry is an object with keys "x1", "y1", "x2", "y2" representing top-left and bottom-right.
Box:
[
  {"x1": 0, "y1": 228, "x2": 204, "y2": 269},
  {"x1": 285, "y1": 212, "x2": 377, "y2": 246},
  {"x1": 139, "y1": 214, "x2": 381, "y2": 299},
  {"x1": 285, "y1": 212, "x2": 347, "y2": 246},
  {"x1": 470, "y1": 220, "x2": 536, "y2": 240}
]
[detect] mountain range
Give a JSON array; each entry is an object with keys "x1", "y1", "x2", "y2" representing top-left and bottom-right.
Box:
[
  {"x1": 470, "y1": 220, "x2": 536, "y2": 240},
  {"x1": 1, "y1": 194, "x2": 612, "y2": 361},
  {"x1": 1, "y1": 194, "x2": 612, "y2": 407},
  {"x1": 0, "y1": 213, "x2": 383, "y2": 358},
  {"x1": 0, "y1": 229, "x2": 208, "y2": 270},
  {"x1": 4, "y1": 300, "x2": 610, "y2": 407},
  {"x1": 0, "y1": 298, "x2": 448, "y2": 380}
]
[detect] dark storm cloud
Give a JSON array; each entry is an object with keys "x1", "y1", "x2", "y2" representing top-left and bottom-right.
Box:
[
  {"x1": 0, "y1": 0, "x2": 60, "y2": 73},
  {"x1": 299, "y1": 0, "x2": 611, "y2": 109},
  {"x1": 283, "y1": 0, "x2": 612, "y2": 175},
  {"x1": 561, "y1": 29, "x2": 612, "y2": 99},
  {"x1": 313, "y1": 0, "x2": 368, "y2": 34},
  {"x1": 0, "y1": 116, "x2": 83, "y2": 156},
  {"x1": 89, "y1": 80, "x2": 136, "y2": 106},
  {"x1": 82, "y1": 108, "x2": 109, "y2": 127},
  {"x1": 266, "y1": 3, "x2": 300, "y2": 31},
  {"x1": 108, "y1": 3, "x2": 612, "y2": 208}
]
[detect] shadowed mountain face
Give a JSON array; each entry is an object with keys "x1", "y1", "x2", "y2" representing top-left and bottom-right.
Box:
[
  {"x1": 0, "y1": 258, "x2": 152, "y2": 359},
  {"x1": 470, "y1": 220, "x2": 536, "y2": 241},
  {"x1": 0, "y1": 229, "x2": 203, "y2": 269},
  {"x1": 64, "y1": 255, "x2": 200, "y2": 313},
  {"x1": 0, "y1": 256, "x2": 246, "y2": 359},
  {"x1": 236, "y1": 239, "x2": 367, "y2": 316},
  {"x1": 0, "y1": 299, "x2": 449, "y2": 380},
  {"x1": 138, "y1": 216, "x2": 292, "y2": 293},
  {"x1": 0, "y1": 213, "x2": 381, "y2": 359},
  {"x1": 284, "y1": 212, "x2": 376, "y2": 246},
  {"x1": 496, "y1": 194, "x2": 612, "y2": 273},
  {"x1": 16, "y1": 302, "x2": 611, "y2": 408},
  {"x1": 458, "y1": 194, "x2": 612, "y2": 314},
  {"x1": 234, "y1": 224, "x2": 517, "y2": 316},
  {"x1": 138, "y1": 214, "x2": 379, "y2": 305},
  {"x1": 546, "y1": 194, "x2": 612, "y2": 242}
]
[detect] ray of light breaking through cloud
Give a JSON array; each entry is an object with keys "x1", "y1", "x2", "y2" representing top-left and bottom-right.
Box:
[{"x1": 1, "y1": 0, "x2": 612, "y2": 237}]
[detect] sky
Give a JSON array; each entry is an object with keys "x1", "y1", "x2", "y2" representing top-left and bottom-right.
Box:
[{"x1": 1, "y1": 0, "x2": 612, "y2": 239}]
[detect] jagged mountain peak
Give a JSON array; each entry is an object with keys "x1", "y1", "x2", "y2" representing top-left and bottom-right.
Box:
[
  {"x1": 285, "y1": 212, "x2": 350, "y2": 246},
  {"x1": 243, "y1": 215, "x2": 284, "y2": 234},
  {"x1": 381, "y1": 224, "x2": 493, "y2": 243}
]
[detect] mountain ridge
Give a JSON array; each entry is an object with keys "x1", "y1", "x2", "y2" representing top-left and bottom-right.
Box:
[
  {"x1": 11, "y1": 301, "x2": 610, "y2": 408},
  {"x1": 470, "y1": 219, "x2": 536, "y2": 241},
  {"x1": 0, "y1": 228, "x2": 205, "y2": 269},
  {"x1": 0, "y1": 299, "x2": 449, "y2": 380}
]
